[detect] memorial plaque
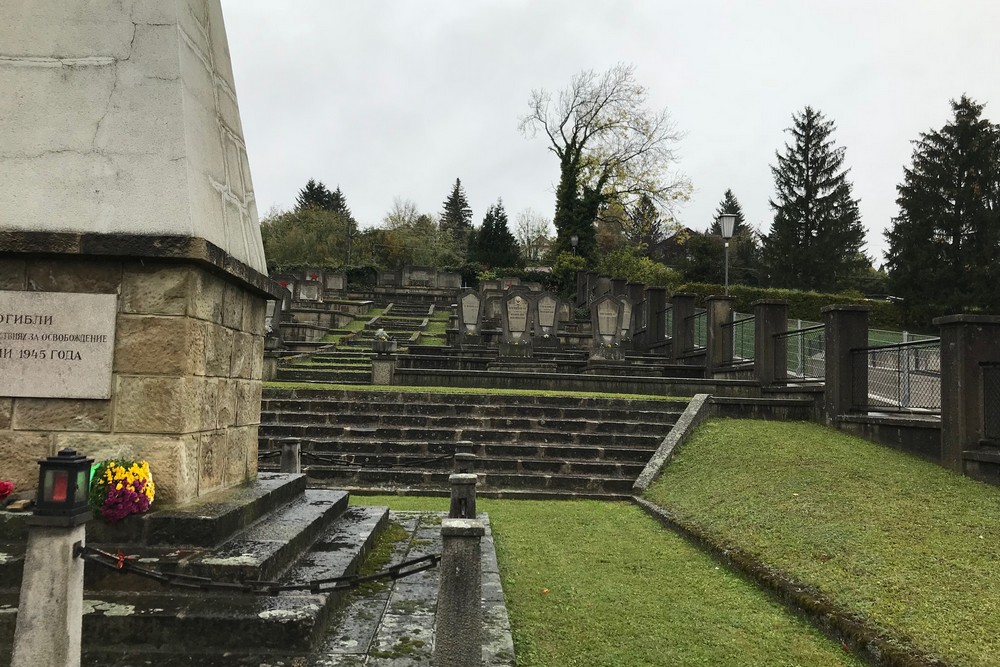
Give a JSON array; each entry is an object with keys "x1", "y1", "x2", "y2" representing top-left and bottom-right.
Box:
[
  {"x1": 505, "y1": 294, "x2": 529, "y2": 341},
  {"x1": 537, "y1": 294, "x2": 557, "y2": 331},
  {"x1": 596, "y1": 299, "x2": 620, "y2": 341},
  {"x1": 460, "y1": 292, "x2": 481, "y2": 333},
  {"x1": 0, "y1": 290, "x2": 117, "y2": 399},
  {"x1": 298, "y1": 282, "x2": 321, "y2": 301}
]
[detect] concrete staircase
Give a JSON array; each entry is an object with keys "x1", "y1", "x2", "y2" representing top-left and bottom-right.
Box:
[
  {"x1": 0, "y1": 474, "x2": 388, "y2": 666},
  {"x1": 276, "y1": 301, "x2": 434, "y2": 385},
  {"x1": 259, "y1": 388, "x2": 685, "y2": 498}
]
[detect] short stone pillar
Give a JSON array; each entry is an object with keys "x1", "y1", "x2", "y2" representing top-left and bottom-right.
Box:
[
  {"x1": 935, "y1": 315, "x2": 1000, "y2": 472},
  {"x1": 449, "y1": 473, "x2": 477, "y2": 519},
  {"x1": 705, "y1": 296, "x2": 735, "y2": 376},
  {"x1": 280, "y1": 442, "x2": 301, "y2": 474},
  {"x1": 611, "y1": 277, "x2": 628, "y2": 297},
  {"x1": 11, "y1": 524, "x2": 87, "y2": 667},
  {"x1": 371, "y1": 357, "x2": 396, "y2": 385},
  {"x1": 434, "y1": 518, "x2": 484, "y2": 667},
  {"x1": 454, "y1": 453, "x2": 476, "y2": 473},
  {"x1": 645, "y1": 287, "x2": 668, "y2": 347},
  {"x1": 670, "y1": 293, "x2": 698, "y2": 361},
  {"x1": 822, "y1": 305, "x2": 869, "y2": 422},
  {"x1": 753, "y1": 300, "x2": 789, "y2": 387}
]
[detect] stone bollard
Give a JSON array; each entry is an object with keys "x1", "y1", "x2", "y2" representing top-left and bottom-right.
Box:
[
  {"x1": 434, "y1": 518, "x2": 484, "y2": 667},
  {"x1": 280, "y1": 442, "x2": 301, "y2": 474},
  {"x1": 449, "y1": 473, "x2": 477, "y2": 519},
  {"x1": 453, "y1": 453, "x2": 477, "y2": 474},
  {"x1": 371, "y1": 356, "x2": 396, "y2": 385}
]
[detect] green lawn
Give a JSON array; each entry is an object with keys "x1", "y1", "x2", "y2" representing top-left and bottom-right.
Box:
[
  {"x1": 352, "y1": 495, "x2": 861, "y2": 667},
  {"x1": 644, "y1": 419, "x2": 1000, "y2": 667}
]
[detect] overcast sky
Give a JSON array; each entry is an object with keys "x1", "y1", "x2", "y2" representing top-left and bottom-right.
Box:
[{"x1": 223, "y1": 0, "x2": 1000, "y2": 264}]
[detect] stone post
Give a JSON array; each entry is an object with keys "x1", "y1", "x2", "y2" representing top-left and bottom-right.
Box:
[
  {"x1": 280, "y1": 442, "x2": 301, "y2": 474},
  {"x1": 434, "y1": 519, "x2": 484, "y2": 667},
  {"x1": 752, "y1": 300, "x2": 789, "y2": 387},
  {"x1": 449, "y1": 473, "x2": 477, "y2": 519},
  {"x1": 11, "y1": 524, "x2": 86, "y2": 667},
  {"x1": 822, "y1": 305, "x2": 869, "y2": 423},
  {"x1": 935, "y1": 315, "x2": 1000, "y2": 472},
  {"x1": 670, "y1": 293, "x2": 697, "y2": 362},
  {"x1": 585, "y1": 271, "x2": 599, "y2": 305},
  {"x1": 705, "y1": 296, "x2": 735, "y2": 376},
  {"x1": 645, "y1": 287, "x2": 668, "y2": 349},
  {"x1": 370, "y1": 357, "x2": 396, "y2": 385},
  {"x1": 454, "y1": 452, "x2": 476, "y2": 473},
  {"x1": 611, "y1": 277, "x2": 628, "y2": 297}
]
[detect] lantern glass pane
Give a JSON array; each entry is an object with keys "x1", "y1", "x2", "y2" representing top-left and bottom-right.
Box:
[
  {"x1": 75, "y1": 469, "x2": 90, "y2": 504},
  {"x1": 50, "y1": 470, "x2": 69, "y2": 503}
]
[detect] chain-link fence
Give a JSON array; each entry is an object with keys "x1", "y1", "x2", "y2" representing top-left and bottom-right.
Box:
[{"x1": 851, "y1": 338, "x2": 941, "y2": 413}]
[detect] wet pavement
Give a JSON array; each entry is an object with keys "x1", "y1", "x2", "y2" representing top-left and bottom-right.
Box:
[{"x1": 309, "y1": 511, "x2": 515, "y2": 667}]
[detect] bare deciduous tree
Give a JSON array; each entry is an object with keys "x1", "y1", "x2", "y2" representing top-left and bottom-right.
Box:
[
  {"x1": 519, "y1": 63, "x2": 691, "y2": 260},
  {"x1": 514, "y1": 208, "x2": 553, "y2": 263}
]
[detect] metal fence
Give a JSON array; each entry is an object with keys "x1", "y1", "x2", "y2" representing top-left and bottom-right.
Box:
[
  {"x1": 684, "y1": 309, "x2": 707, "y2": 352},
  {"x1": 984, "y1": 363, "x2": 1000, "y2": 443},
  {"x1": 851, "y1": 338, "x2": 942, "y2": 413},
  {"x1": 656, "y1": 305, "x2": 673, "y2": 342},
  {"x1": 776, "y1": 322, "x2": 825, "y2": 381},
  {"x1": 721, "y1": 313, "x2": 755, "y2": 364}
]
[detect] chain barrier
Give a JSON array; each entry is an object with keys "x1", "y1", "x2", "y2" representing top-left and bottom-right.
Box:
[{"x1": 75, "y1": 544, "x2": 439, "y2": 595}]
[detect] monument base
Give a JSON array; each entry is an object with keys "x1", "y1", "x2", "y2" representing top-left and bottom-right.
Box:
[{"x1": 0, "y1": 240, "x2": 271, "y2": 504}]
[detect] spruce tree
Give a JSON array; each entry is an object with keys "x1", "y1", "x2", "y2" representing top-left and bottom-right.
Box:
[
  {"x1": 471, "y1": 200, "x2": 521, "y2": 268},
  {"x1": 329, "y1": 186, "x2": 353, "y2": 219},
  {"x1": 709, "y1": 189, "x2": 748, "y2": 236},
  {"x1": 440, "y1": 178, "x2": 473, "y2": 237},
  {"x1": 295, "y1": 179, "x2": 334, "y2": 211},
  {"x1": 885, "y1": 95, "x2": 1000, "y2": 312},
  {"x1": 761, "y1": 107, "x2": 867, "y2": 292}
]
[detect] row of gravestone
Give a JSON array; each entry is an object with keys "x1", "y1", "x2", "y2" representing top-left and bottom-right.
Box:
[
  {"x1": 270, "y1": 266, "x2": 464, "y2": 304},
  {"x1": 457, "y1": 288, "x2": 635, "y2": 360}
]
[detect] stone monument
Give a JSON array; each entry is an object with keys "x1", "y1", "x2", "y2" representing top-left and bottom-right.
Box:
[
  {"x1": 499, "y1": 288, "x2": 533, "y2": 358},
  {"x1": 457, "y1": 289, "x2": 483, "y2": 347},
  {"x1": 590, "y1": 294, "x2": 624, "y2": 360},
  {"x1": 0, "y1": 0, "x2": 278, "y2": 504},
  {"x1": 532, "y1": 291, "x2": 560, "y2": 348}
]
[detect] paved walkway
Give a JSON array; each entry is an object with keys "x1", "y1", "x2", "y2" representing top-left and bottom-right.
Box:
[{"x1": 310, "y1": 511, "x2": 515, "y2": 667}]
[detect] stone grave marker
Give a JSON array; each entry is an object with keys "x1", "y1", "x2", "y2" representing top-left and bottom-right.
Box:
[
  {"x1": 500, "y1": 288, "x2": 533, "y2": 357},
  {"x1": 533, "y1": 291, "x2": 560, "y2": 348},
  {"x1": 324, "y1": 272, "x2": 346, "y2": 291},
  {"x1": 457, "y1": 289, "x2": 483, "y2": 346},
  {"x1": 591, "y1": 294, "x2": 623, "y2": 360}
]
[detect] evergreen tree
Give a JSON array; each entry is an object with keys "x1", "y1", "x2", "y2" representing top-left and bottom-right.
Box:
[
  {"x1": 295, "y1": 179, "x2": 334, "y2": 211},
  {"x1": 885, "y1": 95, "x2": 1000, "y2": 312},
  {"x1": 470, "y1": 200, "x2": 521, "y2": 268},
  {"x1": 709, "y1": 189, "x2": 748, "y2": 236},
  {"x1": 440, "y1": 178, "x2": 473, "y2": 237},
  {"x1": 761, "y1": 107, "x2": 867, "y2": 292},
  {"x1": 329, "y1": 186, "x2": 353, "y2": 219}
]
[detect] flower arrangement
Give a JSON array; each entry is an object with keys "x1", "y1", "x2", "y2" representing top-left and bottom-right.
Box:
[
  {"x1": 0, "y1": 480, "x2": 13, "y2": 502},
  {"x1": 89, "y1": 459, "x2": 155, "y2": 524}
]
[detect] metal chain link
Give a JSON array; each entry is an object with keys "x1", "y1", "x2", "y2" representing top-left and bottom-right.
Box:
[
  {"x1": 76, "y1": 544, "x2": 439, "y2": 595},
  {"x1": 297, "y1": 450, "x2": 455, "y2": 469}
]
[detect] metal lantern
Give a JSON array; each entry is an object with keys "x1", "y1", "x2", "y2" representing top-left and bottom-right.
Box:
[
  {"x1": 719, "y1": 213, "x2": 737, "y2": 240},
  {"x1": 719, "y1": 213, "x2": 737, "y2": 296},
  {"x1": 33, "y1": 448, "x2": 93, "y2": 526},
  {"x1": 570, "y1": 234, "x2": 579, "y2": 255}
]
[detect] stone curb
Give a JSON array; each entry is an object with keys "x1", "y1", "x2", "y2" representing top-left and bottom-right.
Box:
[
  {"x1": 630, "y1": 496, "x2": 950, "y2": 667},
  {"x1": 632, "y1": 393, "x2": 711, "y2": 493}
]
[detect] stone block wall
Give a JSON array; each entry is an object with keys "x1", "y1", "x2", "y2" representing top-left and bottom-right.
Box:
[{"x1": 0, "y1": 257, "x2": 265, "y2": 505}]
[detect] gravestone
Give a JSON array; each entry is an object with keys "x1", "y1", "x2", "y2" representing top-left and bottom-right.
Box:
[
  {"x1": 533, "y1": 291, "x2": 560, "y2": 348},
  {"x1": 500, "y1": 277, "x2": 520, "y2": 290},
  {"x1": 439, "y1": 272, "x2": 462, "y2": 289},
  {"x1": 0, "y1": 0, "x2": 278, "y2": 503},
  {"x1": 457, "y1": 289, "x2": 483, "y2": 347},
  {"x1": 379, "y1": 269, "x2": 401, "y2": 287},
  {"x1": 403, "y1": 266, "x2": 434, "y2": 288},
  {"x1": 479, "y1": 280, "x2": 501, "y2": 293},
  {"x1": 297, "y1": 281, "x2": 322, "y2": 303},
  {"x1": 324, "y1": 272, "x2": 346, "y2": 292},
  {"x1": 590, "y1": 294, "x2": 624, "y2": 360},
  {"x1": 619, "y1": 297, "x2": 634, "y2": 351},
  {"x1": 500, "y1": 289, "x2": 533, "y2": 358}
]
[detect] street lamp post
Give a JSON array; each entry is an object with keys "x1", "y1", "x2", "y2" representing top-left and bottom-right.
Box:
[
  {"x1": 719, "y1": 214, "x2": 736, "y2": 296},
  {"x1": 570, "y1": 234, "x2": 579, "y2": 256}
]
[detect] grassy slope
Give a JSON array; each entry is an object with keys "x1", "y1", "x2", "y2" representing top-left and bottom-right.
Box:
[
  {"x1": 352, "y1": 495, "x2": 861, "y2": 667},
  {"x1": 645, "y1": 419, "x2": 1000, "y2": 667}
]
